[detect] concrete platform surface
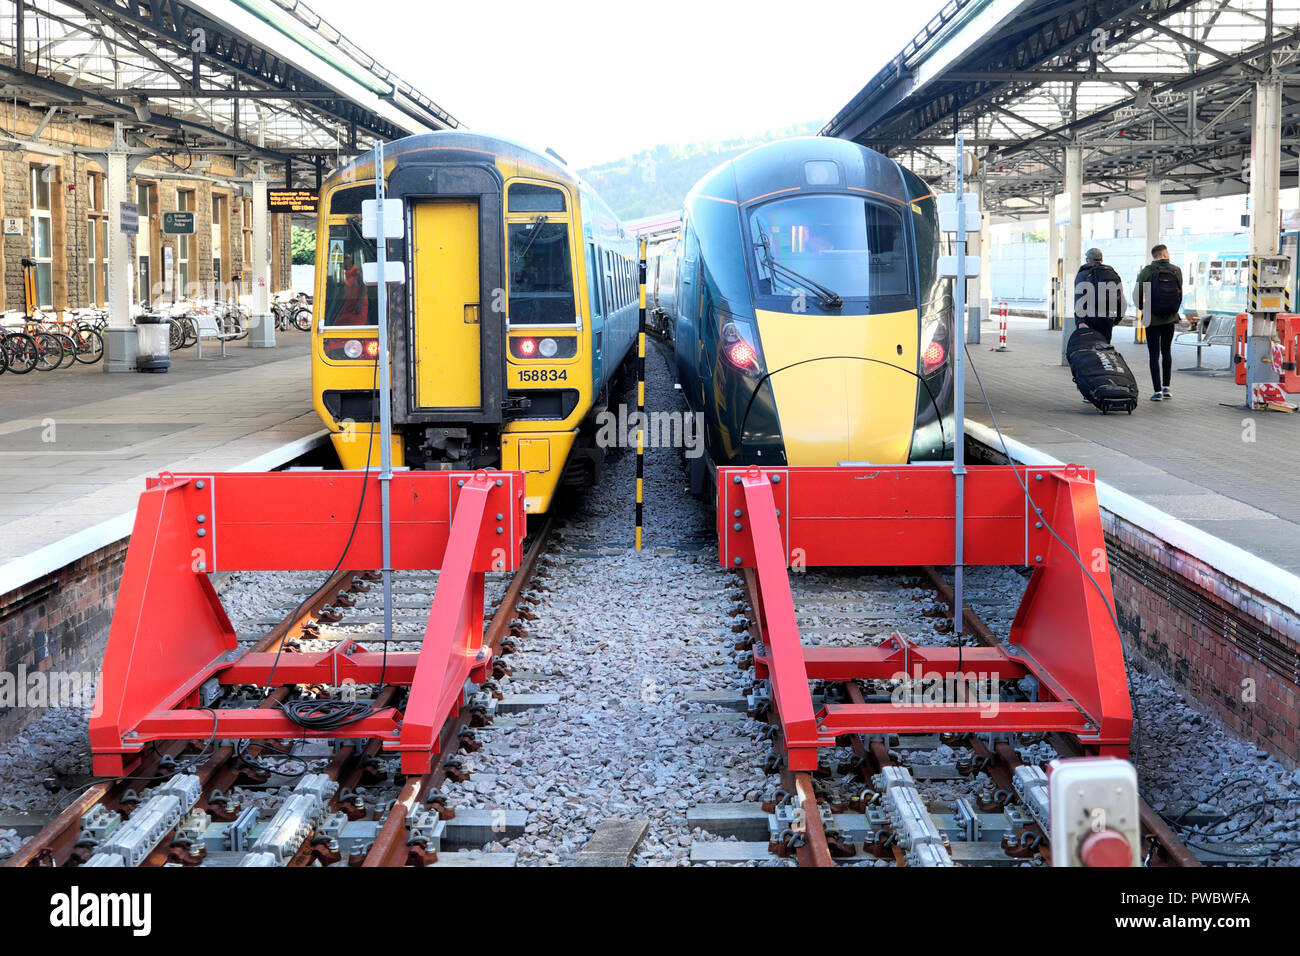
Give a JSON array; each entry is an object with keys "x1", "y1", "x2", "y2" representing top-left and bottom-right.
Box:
[
  {"x1": 0, "y1": 338, "x2": 324, "y2": 592},
  {"x1": 965, "y1": 318, "x2": 1300, "y2": 578}
]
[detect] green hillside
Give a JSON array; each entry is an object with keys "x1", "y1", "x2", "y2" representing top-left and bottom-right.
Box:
[{"x1": 579, "y1": 120, "x2": 823, "y2": 221}]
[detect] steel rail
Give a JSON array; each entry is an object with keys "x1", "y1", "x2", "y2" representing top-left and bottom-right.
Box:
[
  {"x1": 920, "y1": 566, "x2": 1200, "y2": 867},
  {"x1": 5, "y1": 568, "x2": 358, "y2": 868},
  {"x1": 363, "y1": 516, "x2": 554, "y2": 867}
]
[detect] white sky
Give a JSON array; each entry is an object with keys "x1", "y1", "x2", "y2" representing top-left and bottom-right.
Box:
[{"x1": 306, "y1": 0, "x2": 951, "y2": 168}]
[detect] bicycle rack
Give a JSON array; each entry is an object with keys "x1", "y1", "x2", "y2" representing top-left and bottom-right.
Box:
[{"x1": 90, "y1": 469, "x2": 526, "y2": 777}]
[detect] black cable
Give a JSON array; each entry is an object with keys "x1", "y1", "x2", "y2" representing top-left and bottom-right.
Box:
[
  {"x1": 280, "y1": 698, "x2": 375, "y2": 731},
  {"x1": 261, "y1": 350, "x2": 379, "y2": 693},
  {"x1": 963, "y1": 342, "x2": 1144, "y2": 774}
]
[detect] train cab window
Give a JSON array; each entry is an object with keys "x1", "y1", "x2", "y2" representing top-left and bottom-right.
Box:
[
  {"x1": 509, "y1": 182, "x2": 567, "y2": 213},
  {"x1": 508, "y1": 218, "x2": 575, "y2": 324},
  {"x1": 747, "y1": 194, "x2": 909, "y2": 306},
  {"x1": 322, "y1": 223, "x2": 379, "y2": 327}
]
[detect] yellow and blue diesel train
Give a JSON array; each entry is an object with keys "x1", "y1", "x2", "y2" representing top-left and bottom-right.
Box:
[
  {"x1": 311, "y1": 131, "x2": 640, "y2": 513},
  {"x1": 665, "y1": 137, "x2": 954, "y2": 493}
]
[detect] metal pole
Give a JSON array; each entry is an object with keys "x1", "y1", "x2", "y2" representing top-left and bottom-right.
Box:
[
  {"x1": 374, "y1": 141, "x2": 394, "y2": 650},
  {"x1": 952, "y1": 135, "x2": 968, "y2": 641}
]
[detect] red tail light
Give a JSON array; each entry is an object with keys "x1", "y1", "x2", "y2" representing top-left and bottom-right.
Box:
[
  {"x1": 518, "y1": 337, "x2": 537, "y2": 357},
  {"x1": 364, "y1": 340, "x2": 380, "y2": 358},
  {"x1": 728, "y1": 340, "x2": 759, "y2": 370},
  {"x1": 922, "y1": 340, "x2": 946, "y2": 371}
]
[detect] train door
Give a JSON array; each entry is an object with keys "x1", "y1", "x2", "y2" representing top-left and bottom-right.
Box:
[{"x1": 412, "y1": 201, "x2": 482, "y2": 410}]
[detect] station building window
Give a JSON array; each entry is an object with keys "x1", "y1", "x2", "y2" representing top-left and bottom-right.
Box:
[
  {"x1": 28, "y1": 165, "x2": 53, "y2": 309},
  {"x1": 136, "y1": 183, "x2": 154, "y2": 306},
  {"x1": 88, "y1": 171, "x2": 107, "y2": 307},
  {"x1": 212, "y1": 194, "x2": 226, "y2": 300},
  {"x1": 176, "y1": 188, "x2": 196, "y2": 298}
]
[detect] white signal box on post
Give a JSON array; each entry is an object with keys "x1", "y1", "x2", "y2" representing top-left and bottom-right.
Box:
[
  {"x1": 938, "y1": 192, "x2": 982, "y2": 234},
  {"x1": 362, "y1": 261, "x2": 405, "y2": 286},
  {"x1": 361, "y1": 198, "x2": 404, "y2": 240},
  {"x1": 938, "y1": 191, "x2": 982, "y2": 279},
  {"x1": 361, "y1": 198, "x2": 405, "y2": 285}
]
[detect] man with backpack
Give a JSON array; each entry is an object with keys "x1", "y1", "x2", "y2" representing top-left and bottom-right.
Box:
[
  {"x1": 1134, "y1": 244, "x2": 1184, "y2": 402},
  {"x1": 1073, "y1": 247, "x2": 1127, "y2": 343}
]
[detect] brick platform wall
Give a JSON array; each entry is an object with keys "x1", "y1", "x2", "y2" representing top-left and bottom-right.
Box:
[
  {"x1": 968, "y1": 436, "x2": 1299, "y2": 766},
  {"x1": 0, "y1": 540, "x2": 127, "y2": 740},
  {"x1": 1104, "y1": 512, "x2": 1300, "y2": 765}
]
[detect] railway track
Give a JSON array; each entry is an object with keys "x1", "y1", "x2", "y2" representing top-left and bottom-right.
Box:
[
  {"x1": 6, "y1": 520, "x2": 553, "y2": 869},
  {"x1": 689, "y1": 564, "x2": 1198, "y2": 867}
]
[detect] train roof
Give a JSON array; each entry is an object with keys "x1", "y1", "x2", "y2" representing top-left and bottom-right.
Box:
[
  {"x1": 326, "y1": 129, "x2": 581, "y2": 187},
  {"x1": 684, "y1": 137, "x2": 918, "y2": 211}
]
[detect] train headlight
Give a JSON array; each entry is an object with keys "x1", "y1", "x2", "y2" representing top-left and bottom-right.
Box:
[
  {"x1": 538, "y1": 337, "x2": 558, "y2": 358},
  {"x1": 343, "y1": 339, "x2": 363, "y2": 359}
]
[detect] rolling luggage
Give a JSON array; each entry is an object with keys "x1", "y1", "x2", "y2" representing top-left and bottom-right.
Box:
[{"x1": 1067, "y1": 326, "x2": 1138, "y2": 414}]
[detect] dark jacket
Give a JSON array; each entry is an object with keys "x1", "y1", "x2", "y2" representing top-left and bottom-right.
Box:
[
  {"x1": 1074, "y1": 263, "x2": 1127, "y2": 331},
  {"x1": 1134, "y1": 259, "x2": 1184, "y2": 327}
]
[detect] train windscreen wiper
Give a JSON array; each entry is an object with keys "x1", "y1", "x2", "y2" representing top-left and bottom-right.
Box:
[
  {"x1": 513, "y1": 214, "x2": 550, "y2": 266},
  {"x1": 755, "y1": 232, "x2": 842, "y2": 309}
]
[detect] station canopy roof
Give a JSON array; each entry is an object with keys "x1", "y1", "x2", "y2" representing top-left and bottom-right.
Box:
[
  {"x1": 823, "y1": 0, "x2": 1300, "y2": 219},
  {"x1": 0, "y1": 0, "x2": 459, "y2": 181}
]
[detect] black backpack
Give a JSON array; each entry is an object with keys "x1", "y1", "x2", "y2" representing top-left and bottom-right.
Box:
[
  {"x1": 1074, "y1": 264, "x2": 1125, "y2": 320},
  {"x1": 1149, "y1": 265, "x2": 1183, "y2": 316}
]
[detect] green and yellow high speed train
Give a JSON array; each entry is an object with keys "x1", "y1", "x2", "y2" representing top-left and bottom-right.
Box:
[
  {"x1": 311, "y1": 131, "x2": 639, "y2": 513},
  {"x1": 667, "y1": 137, "x2": 955, "y2": 493}
]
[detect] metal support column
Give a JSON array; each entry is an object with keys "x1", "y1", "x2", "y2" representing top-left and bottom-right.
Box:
[
  {"x1": 1061, "y1": 146, "x2": 1083, "y2": 366},
  {"x1": 1247, "y1": 79, "x2": 1283, "y2": 402},
  {"x1": 103, "y1": 125, "x2": 136, "y2": 372},
  {"x1": 1047, "y1": 193, "x2": 1060, "y2": 329},
  {"x1": 1139, "y1": 177, "x2": 1162, "y2": 344},
  {"x1": 966, "y1": 179, "x2": 983, "y2": 344},
  {"x1": 249, "y1": 165, "x2": 275, "y2": 347}
]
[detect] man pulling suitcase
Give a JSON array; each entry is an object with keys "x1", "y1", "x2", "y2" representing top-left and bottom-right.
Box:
[
  {"x1": 1073, "y1": 247, "x2": 1127, "y2": 343},
  {"x1": 1068, "y1": 248, "x2": 1140, "y2": 413}
]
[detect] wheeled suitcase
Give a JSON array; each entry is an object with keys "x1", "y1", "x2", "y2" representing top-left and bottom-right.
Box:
[{"x1": 1067, "y1": 326, "x2": 1139, "y2": 414}]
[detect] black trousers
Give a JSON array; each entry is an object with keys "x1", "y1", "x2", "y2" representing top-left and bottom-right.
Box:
[{"x1": 1146, "y1": 323, "x2": 1175, "y2": 391}]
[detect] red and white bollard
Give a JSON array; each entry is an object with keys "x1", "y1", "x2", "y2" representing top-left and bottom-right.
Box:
[{"x1": 994, "y1": 301, "x2": 1009, "y2": 351}]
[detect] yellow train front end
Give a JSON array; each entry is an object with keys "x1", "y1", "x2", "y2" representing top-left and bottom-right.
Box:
[{"x1": 311, "y1": 132, "x2": 635, "y2": 513}]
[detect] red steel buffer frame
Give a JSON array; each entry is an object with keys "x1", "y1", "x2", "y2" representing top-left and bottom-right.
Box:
[
  {"x1": 90, "y1": 469, "x2": 525, "y2": 778},
  {"x1": 719, "y1": 463, "x2": 1132, "y2": 772}
]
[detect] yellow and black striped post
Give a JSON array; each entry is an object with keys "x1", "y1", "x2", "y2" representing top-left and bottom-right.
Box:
[{"x1": 635, "y1": 238, "x2": 647, "y2": 551}]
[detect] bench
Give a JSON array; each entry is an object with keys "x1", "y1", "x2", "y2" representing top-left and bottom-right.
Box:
[
  {"x1": 188, "y1": 309, "x2": 242, "y2": 358},
  {"x1": 1174, "y1": 313, "x2": 1236, "y2": 373}
]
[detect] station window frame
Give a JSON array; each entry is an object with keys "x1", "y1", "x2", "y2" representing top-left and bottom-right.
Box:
[
  {"x1": 135, "y1": 182, "x2": 154, "y2": 306},
  {"x1": 28, "y1": 164, "x2": 54, "y2": 310},
  {"x1": 176, "y1": 188, "x2": 196, "y2": 299},
  {"x1": 88, "y1": 170, "x2": 107, "y2": 307}
]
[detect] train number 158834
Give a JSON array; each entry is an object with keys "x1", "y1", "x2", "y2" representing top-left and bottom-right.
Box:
[{"x1": 517, "y1": 368, "x2": 568, "y2": 383}]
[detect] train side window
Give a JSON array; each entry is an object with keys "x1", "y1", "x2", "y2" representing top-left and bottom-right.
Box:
[
  {"x1": 508, "y1": 218, "x2": 576, "y2": 324},
  {"x1": 1209, "y1": 260, "x2": 1222, "y2": 285},
  {"x1": 589, "y1": 243, "x2": 603, "y2": 317},
  {"x1": 1223, "y1": 259, "x2": 1238, "y2": 285},
  {"x1": 509, "y1": 182, "x2": 567, "y2": 213}
]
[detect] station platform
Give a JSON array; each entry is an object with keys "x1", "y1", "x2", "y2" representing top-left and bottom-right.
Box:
[
  {"x1": 0, "y1": 339, "x2": 325, "y2": 594},
  {"x1": 964, "y1": 316, "x2": 1300, "y2": 585}
]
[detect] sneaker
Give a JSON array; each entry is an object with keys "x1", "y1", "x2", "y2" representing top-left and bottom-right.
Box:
[
  {"x1": 1162, "y1": 387, "x2": 1171, "y2": 398},
  {"x1": 1150, "y1": 393, "x2": 1162, "y2": 401}
]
